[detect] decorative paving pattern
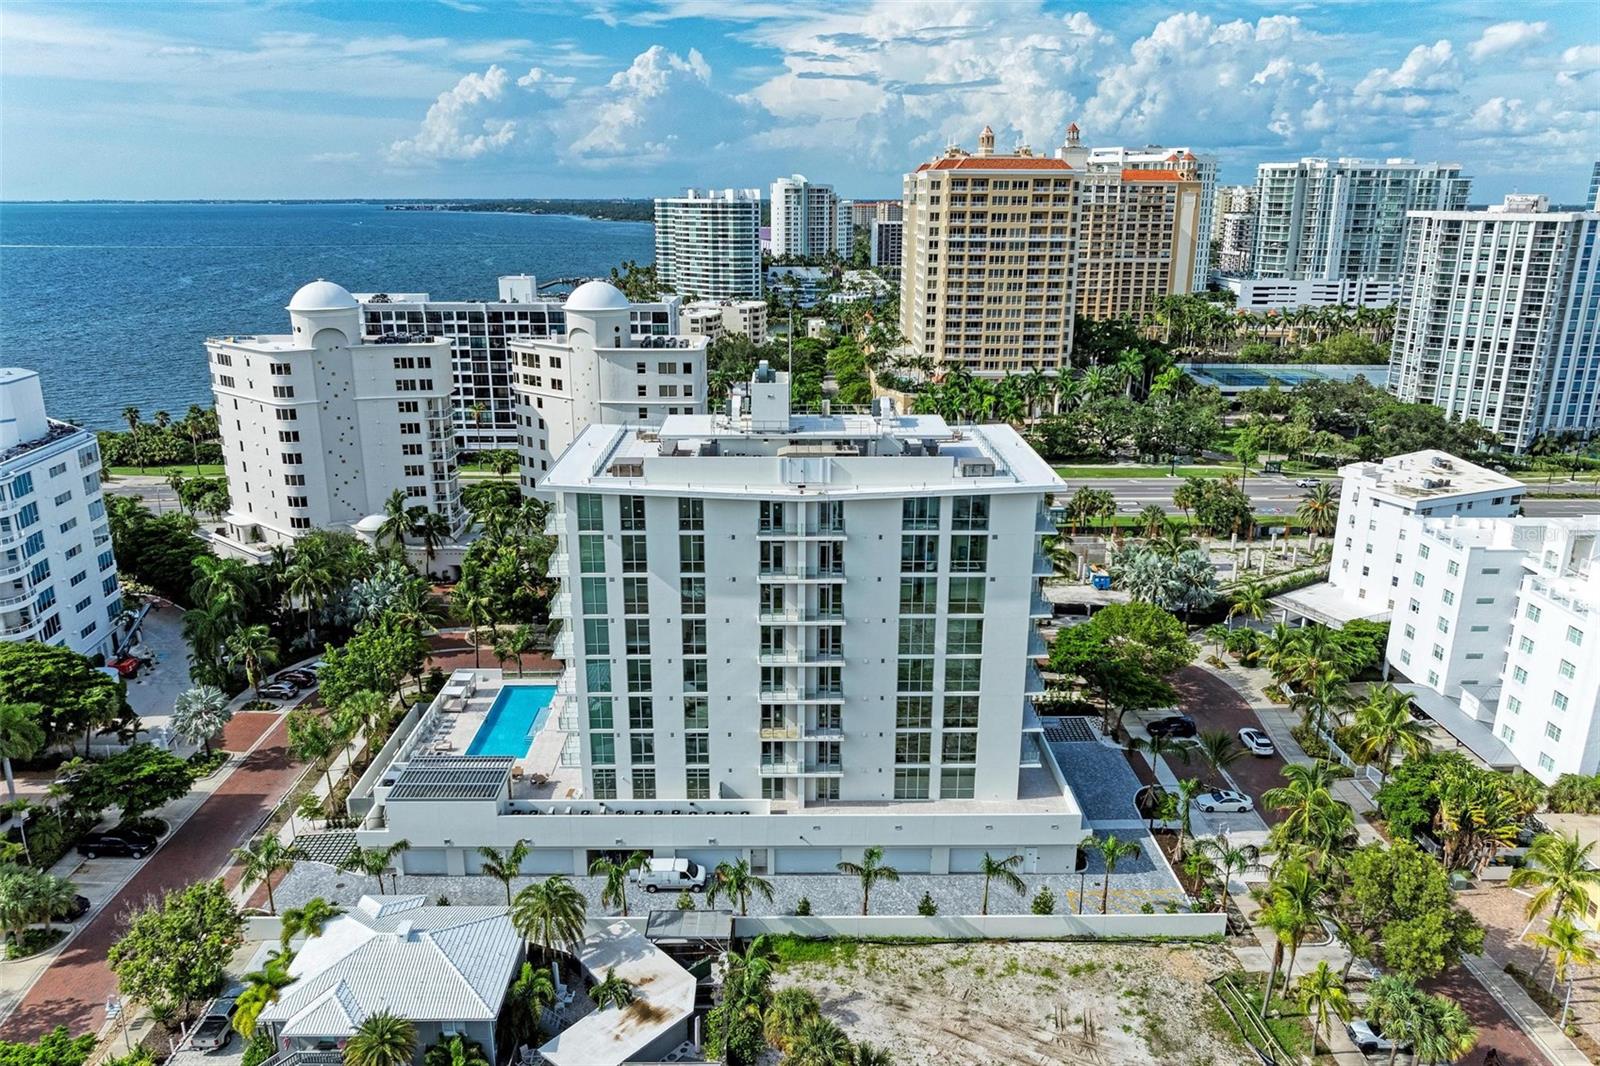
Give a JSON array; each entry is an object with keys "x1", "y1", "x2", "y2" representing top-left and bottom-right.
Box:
[
  {"x1": 1044, "y1": 716, "x2": 1099, "y2": 743},
  {"x1": 292, "y1": 831, "x2": 358, "y2": 865}
]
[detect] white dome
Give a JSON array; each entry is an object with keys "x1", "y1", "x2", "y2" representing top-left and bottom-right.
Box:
[
  {"x1": 287, "y1": 279, "x2": 359, "y2": 312},
  {"x1": 353, "y1": 514, "x2": 386, "y2": 533},
  {"x1": 563, "y1": 280, "x2": 631, "y2": 312}
]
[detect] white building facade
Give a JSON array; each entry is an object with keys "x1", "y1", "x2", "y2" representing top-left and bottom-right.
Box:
[
  {"x1": 207, "y1": 281, "x2": 466, "y2": 556},
  {"x1": 770, "y1": 175, "x2": 839, "y2": 259},
  {"x1": 1253, "y1": 158, "x2": 1470, "y2": 281},
  {"x1": 654, "y1": 189, "x2": 763, "y2": 300},
  {"x1": 0, "y1": 369, "x2": 122, "y2": 658},
  {"x1": 1220, "y1": 276, "x2": 1398, "y2": 313},
  {"x1": 1387, "y1": 195, "x2": 1600, "y2": 452},
  {"x1": 507, "y1": 281, "x2": 707, "y2": 489},
  {"x1": 681, "y1": 300, "x2": 769, "y2": 345}
]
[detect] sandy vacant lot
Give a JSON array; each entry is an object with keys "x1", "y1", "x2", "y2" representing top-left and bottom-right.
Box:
[{"x1": 772, "y1": 939, "x2": 1247, "y2": 1066}]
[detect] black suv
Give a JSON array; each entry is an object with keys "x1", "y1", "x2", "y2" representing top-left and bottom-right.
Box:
[
  {"x1": 77, "y1": 828, "x2": 158, "y2": 859},
  {"x1": 1146, "y1": 715, "x2": 1197, "y2": 739}
]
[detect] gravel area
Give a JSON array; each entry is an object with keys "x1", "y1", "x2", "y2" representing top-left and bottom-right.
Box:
[
  {"x1": 1051, "y1": 738, "x2": 1148, "y2": 823},
  {"x1": 274, "y1": 841, "x2": 1187, "y2": 917}
]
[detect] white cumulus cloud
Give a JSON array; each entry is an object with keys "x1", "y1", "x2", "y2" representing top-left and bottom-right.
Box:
[
  {"x1": 1469, "y1": 21, "x2": 1548, "y2": 61},
  {"x1": 388, "y1": 64, "x2": 516, "y2": 162}
]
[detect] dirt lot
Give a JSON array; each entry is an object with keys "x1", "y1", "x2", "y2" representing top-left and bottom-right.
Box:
[{"x1": 771, "y1": 939, "x2": 1247, "y2": 1066}]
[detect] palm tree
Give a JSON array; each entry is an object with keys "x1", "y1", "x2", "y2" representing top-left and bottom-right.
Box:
[
  {"x1": 1194, "y1": 731, "x2": 1243, "y2": 788},
  {"x1": 121, "y1": 406, "x2": 144, "y2": 472},
  {"x1": 1263, "y1": 763, "x2": 1341, "y2": 843},
  {"x1": 1258, "y1": 859, "x2": 1328, "y2": 1017},
  {"x1": 836, "y1": 846, "x2": 900, "y2": 916},
  {"x1": 232, "y1": 837, "x2": 307, "y2": 915},
  {"x1": 423, "y1": 1036, "x2": 488, "y2": 1066},
  {"x1": 589, "y1": 967, "x2": 635, "y2": 1011},
  {"x1": 1135, "y1": 504, "x2": 1168, "y2": 539},
  {"x1": 339, "y1": 840, "x2": 412, "y2": 895},
  {"x1": 1226, "y1": 584, "x2": 1268, "y2": 629},
  {"x1": 1366, "y1": 975, "x2": 1425, "y2": 1066},
  {"x1": 477, "y1": 840, "x2": 530, "y2": 906},
  {"x1": 1349, "y1": 684, "x2": 1430, "y2": 774},
  {"x1": 0, "y1": 703, "x2": 44, "y2": 801},
  {"x1": 512, "y1": 875, "x2": 588, "y2": 962},
  {"x1": 1172, "y1": 777, "x2": 1206, "y2": 860},
  {"x1": 977, "y1": 852, "x2": 1026, "y2": 916},
  {"x1": 344, "y1": 1010, "x2": 417, "y2": 1066},
  {"x1": 1411, "y1": 993, "x2": 1477, "y2": 1066},
  {"x1": 1295, "y1": 961, "x2": 1351, "y2": 1056},
  {"x1": 763, "y1": 987, "x2": 821, "y2": 1052},
  {"x1": 1195, "y1": 833, "x2": 1261, "y2": 917},
  {"x1": 411, "y1": 509, "x2": 453, "y2": 574},
  {"x1": 1045, "y1": 534, "x2": 1078, "y2": 581},
  {"x1": 377, "y1": 489, "x2": 413, "y2": 551},
  {"x1": 285, "y1": 552, "x2": 334, "y2": 646},
  {"x1": 589, "y1": 851, "x2": 649, "y2": 917},
  {"x1": 1297, "y1": 482, "x2": 1337, "y2": 543},
  {"x1": 225, "y1": 624, "x2": 280, "y2": 695},
  {"x1": 35, "y1": 875, "x2": 77, "y2": 936},
  {"x1": 171, "y1": 686, "x2": 231, "y2": 757},
  {"x1": 786, "y1": 1016, "x2": 853, "y2": 1066},
  {"x1": 505, "y1": 962, "x2": 557, "y2": 1048},
  {"x1": 232, "y1": 950, "x2": 297, "y2": 1038},
  {"x1": 1527, "y1": 915, "x2": 1596, "y2": 1026},
  {"x1": 1511, "y1": 831, "x2": 1600, "y2": 938},
  {"x1": 1097, "y1": 834, "x2": 1143, "y2": 915},
  {"x1": 280, "y1": 896, "x2": 342, "y2": 949},
  {"x1": 709, "y1": 857, "x2": 775, "y2": 916}
]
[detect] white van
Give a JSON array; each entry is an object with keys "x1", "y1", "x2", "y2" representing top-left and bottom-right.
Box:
[{"x1": 629, "y1": 857, "x2": 707, "y2": 893}]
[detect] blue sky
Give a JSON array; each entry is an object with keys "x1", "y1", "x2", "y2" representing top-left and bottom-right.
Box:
[{"x1": 3, "y1": 1, "x2": 1597, "y2": 202}]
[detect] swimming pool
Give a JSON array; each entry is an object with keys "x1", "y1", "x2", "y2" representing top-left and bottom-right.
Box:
[{"x1": 466, "y1": 684, "x2": 556, "y2": 757}]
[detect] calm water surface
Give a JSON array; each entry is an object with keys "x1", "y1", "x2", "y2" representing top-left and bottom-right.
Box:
[{"x1": 0, "y1": 203, "x2": 654, "y2": 428}]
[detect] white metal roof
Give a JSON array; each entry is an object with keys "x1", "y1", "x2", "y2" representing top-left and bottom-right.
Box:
[{"x1": 538, "y1": 920, "x2": 697, "y2": 1066}]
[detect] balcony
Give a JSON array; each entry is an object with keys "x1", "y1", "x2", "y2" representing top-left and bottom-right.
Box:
[
  {"x1": 757, "y1": 650, "x2": 845, "y2": 667},
  {"x1": 801, "y1": 727, "x2": 845, "y2": 741},
  {"x1": 756, "y1": 525, "x2": 848, "y2": 540},
  {"x1": 758, "y1": 687, "x2": 845, "y2": 703},
  {"x1": 757, "y1": 608, "x2": 846, "y2": 625},
  {"x1": 758, "y1": 760, "x2": 844, "y2": 777},
  {"x1": 757, "y1": 566, "x2": 847, "y2": 582},
  {"x1": 1030, "y1": 590, "x2": 1052, "y2": 619},
  {"x1": 548, "y1": 553, "x2": 570, "y2": 578},
  {"x1": 1029, "y1": 627, "x2": 1048, "y2": 658},
  {"x1": 552, "y1": 629, "x2": 573, "y2": 660},
  {"x1": 550, "y1": 592, "x2": 572, "y2": 620},
  {"x1": 759, "y1": 726, "x2": 799, "y2": 740},
  {"x1": 1, "y1": 614, "x2": 42, "y2": 638},
  {"x1": 1033, "y1": 550, "x2": 1053, "y2": 578}
]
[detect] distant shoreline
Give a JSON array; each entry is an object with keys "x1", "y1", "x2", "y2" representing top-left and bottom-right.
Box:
[{"x1": 2, "y1": 198, "x2": 656, "y2": 224}]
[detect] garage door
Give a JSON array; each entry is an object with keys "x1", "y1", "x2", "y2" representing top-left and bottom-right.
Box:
[
  {"x1": 775, "y1": 847, "x2": 842, "y2": 874},
  {"x1": 948, "y1": 847, "x2": 991, "y2": 874},
  {"x1": 678, "y1": 849, "x2": 741, "y2": 870},
  {"x1": 522, "y1": 849, "x2": 574, "y2": 875},
  {"x1": 880, "y1": 848, "x2": 932, "y2": 874},
  {"x1": 402, "y1": 848, "x2": 448, "y2": 875}
]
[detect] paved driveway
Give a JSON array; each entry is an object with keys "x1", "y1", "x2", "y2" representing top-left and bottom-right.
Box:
[
  {"x1": 0, "y1": 715, "x2": 304, "y2": 1040},
  {"x1": 1171, "y1": 666, "x2": 1289, "y2": 826}
]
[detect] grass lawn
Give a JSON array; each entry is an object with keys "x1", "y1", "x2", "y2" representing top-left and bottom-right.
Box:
[
  {"x1": 106, "y1": 463, "x2": 225, "y2": 478},
  {"x1": 1054, "y1": 464, "x2": 1244, "y2": 479}
]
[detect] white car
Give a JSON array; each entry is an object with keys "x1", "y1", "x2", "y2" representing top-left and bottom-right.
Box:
[
  {"x1": 1296, "y1": 477, "x2": 1321, "y2": 488},
  {"x1": 1238, "y1": 727, "x2": 1275, "y2": 757},
  {"x1": 1347, "y1": 1019, "x2": 1408, "y2": 1056},
  {"x1": 1196, "y1": 789, "x2": 1254, "y2": 814}
]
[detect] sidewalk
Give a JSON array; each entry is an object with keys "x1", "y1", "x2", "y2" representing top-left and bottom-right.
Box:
[{"x1": 1462, "y1": 954, "x2": 1591, "y2": 1066}]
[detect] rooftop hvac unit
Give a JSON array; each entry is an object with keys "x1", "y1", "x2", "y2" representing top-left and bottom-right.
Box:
[
  {"x1": 1431, "y1": 456, "x2": 1454, "y2": 470},
  {"x1": 609, "y1": 460, "x2": 645, "y2": 477},
  {"x1": 958, "y1": 458, "x2": 996, "y2": 477},
  {"x1": 1420, "y1": 476, "x2": 1452, "y2": 489}
]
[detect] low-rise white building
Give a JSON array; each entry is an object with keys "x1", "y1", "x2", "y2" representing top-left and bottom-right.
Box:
[
  {"x1": 0, "y1": 369, "x2": 122, "y2": 658},
  {"x1": 681, "y1": 300, "x2": 769, "y2": 344},
  {"x1": 206, "y1": 281, "x2": 467, "y2": 563},
  {"x1": 507, "y1": 281, "x2": 707, "y2": 489},
  {"x1": 346, "y1": 365, "x2": 1084, "y2": 877},
  {"x1": 1218, "y1": 276, "x2": 1397, "y2": 312}
]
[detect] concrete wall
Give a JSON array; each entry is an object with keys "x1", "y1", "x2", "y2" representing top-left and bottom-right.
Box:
[{"x1": 733, "y1": 912, "x2": 1225, "y2": 939}]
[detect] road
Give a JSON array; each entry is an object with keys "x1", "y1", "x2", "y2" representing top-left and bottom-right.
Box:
[
  {"x1": 1055, "y1": 473, "x2": 1318, "y2": 516},
  {"x1": 1169, "y1": 667, "x2": 1289, "y2": 827},
  {"x1": 0, "y1": 714, "x2": 303, "y2": 1040}
]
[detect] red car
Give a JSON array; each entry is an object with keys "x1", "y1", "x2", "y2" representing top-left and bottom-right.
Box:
[{"x1": 108, "y1": 656, "x2": 141, "y2": 679}]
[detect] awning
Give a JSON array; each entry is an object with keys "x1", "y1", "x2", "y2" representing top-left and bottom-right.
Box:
[{"x1": 1394, "y1": 684, "x2": 1519, "y2": 769}]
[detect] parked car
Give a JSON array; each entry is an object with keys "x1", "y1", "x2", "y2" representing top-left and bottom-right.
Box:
[
  {"x1": 1238, "y1": 727, "x2": 1275, "y2": 757},
  {"x1": 59, "y1": 894, "x2": 91, "y2": 921},
  {"x1": 1347, "y1": 1018, "x2": 1409, "y2": 1056},
  {"x1": 77, "y1": 827, "x2": 158, "y2": 859},
  {"x1": 190, "y1": 997, "x2": 239, "y2": 1050},
  {"x1": 1146, "y1": 715, "x2": 1197, "y2": 739},
  {"x1": 1295, "y1": 477, "x2": 1321, "y2": 489},
  {"x1": 278, "y1": 670, "x2": 317, "y2": 686},
  {"x1": 108, "y1": 656, "x2": 142, "y2": 679},
  {"x1": 258, "y1": 683, "x2": 299, "y2": 700},
  {"x1": 1195, "y1": 789, "x2": 1254, "y2": 814},
  {"x1": 630, "y1": 857, "x2": 707, "y2": 893}
]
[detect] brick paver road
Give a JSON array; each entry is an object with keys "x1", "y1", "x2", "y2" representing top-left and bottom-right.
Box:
[
  {"x1": 1172, "y1": 666, "x2": 1290, "y2": 825},
  {"x1": 0, "y1": 714, "x2": 302, "y2": 1040}
]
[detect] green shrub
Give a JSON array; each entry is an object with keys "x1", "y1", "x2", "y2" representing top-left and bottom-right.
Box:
[
  {"x1": 676, "y1": 891, "x2": 695, "y2": 911},
  {"x1": 917, "y1": 891, "x2": 937, "y2": 917},
  {"x1": 240, "y1": 1030, "x2": 274, "y2": 1066},
  {"x1": 1031, "y1": 887, "x2": 1056, "y2": 915},
  {"x1": 794, "y1": 896, "x2": 811, "y2": 916}
]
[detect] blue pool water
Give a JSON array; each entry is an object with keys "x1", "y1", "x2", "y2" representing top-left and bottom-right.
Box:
[{"x1": 467, "y1": 685, "x2": 556, "y2": 757}]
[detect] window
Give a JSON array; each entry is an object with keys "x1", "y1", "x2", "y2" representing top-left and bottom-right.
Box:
[
  {"x1": 679, "y1": 534, "x2": 705, "y2": 573},
  {"x1": 898, "y1": 657, "x2": 934, "y2": 691},
  {"x1": 686, "y1": 768, "x2": 710, "y2": 799},
  {"x1": 940, "y1": 768, "x2": 975, "y2": 799},
  {"x1": 685, "y1": 734, "x2": 709, "y2": 765},
  {"x1": 632, "y1": 769, "x2": 656, "y2": 799},
  {"x1": 1446, "y1": 560, "x2": 1460, "y2": 575},
  {"x1": 894, "y1": 733, "x2": 931, "y2": 764},
  {"x1": 1508, "y1": 695, "x2": 1522, "y2": 714},
  {"x1": 580, "y1": 576, "x2": 607, "y2": 614},
  {"x1": 585, "y1": 659, "x2": 612, "y2": 692},
  {"x1": 898, "y1": 618, "x2": 936, "y2": 655},
  {"x1": 1553, "y1": 691, "x2": 1569, "y2": 711},
  {"x1": 619, "y1": 495, "x2": 646, "y2": 531},
  {"x1": 628, "y1": 697, "x2": 654, "y2": 731},
  {"x1": 948, "y1": 577, "x2": 985, "y2": 613},
  {"x1": 900, "y1": 535, "x2": 937, "y2": 572},
  {"x1": 893, "y1": 768, "x2": 930, "y2": 799},
  {"x1": 1546, "y1": 722, "x2": 1563, "y2": 742},
  {"x1": 950, "y1": 534, "x2": 988, "y2": 573},
  {"x1": 622, "y1": 577, "x2": 648, "y2": 614},
  {"x1": 578, "y1": 534, "x2": 606, "y2": 574},
  {"x1": 1513, "y1": 666, "x2": 1528, "y2": 684},
  {"x1": 1568, "y1": 626, "x2": 1585, "y2": 647},
  {"x1": 629, "y1": 735, "x2": 655, "y2": 765},
  {"x1": 626, "y1": 659, "x2": 652, "y2": 692},
  {"x1": 683, "y1": 697, "x2": 708, "y2": 729},
  {"x1": 1442, "y1": 590, "x2": 1455, "y2": 605},
  {"x1": 946, "y1": 618, "x2": 983, "y2": 654},
  {"x1": 943, "y1": 695, "x2": 980, "y2": 728},
  {"x1": 899, "y1": 578, "x2": 936, "y2": 613},
  {"x1": 620, "y1": 534, "x2": 647, "y2": 572},
  {"x1": 592, "y1": 769, "x2": 617, "y2": 799},
  {"x1": 625, "y1": 618, "x2": 650, "y2": 655},
  {"x1": 680, "y1": 577, "x2": 705, "y2": 614},
  {"x1": 1436, "y1": 617, "x2": 1449, "y2": 633},
  {"x1": 896, "y1": 696, "x2": 932, "y2": 729},
  {"x1": 683, "y1": 658, "x2": 707, "y2": 692},
  {"x1": 952, "y1": 495, "x2": 989, "y2": 530},
  {"x1": 583, "y1": 618, "x2": 610, "y2": 654},
  {"x1": 1539, "y1": 753, "x2": 1555, "y2": 773},
  {"x1": 576, "y1": 494, "x2": 604, "y2": 531},
  {"x1": 1526, "y1": 604, "x2": 1543, "y2": 622},
  {"x1": 1412, "y1": 572, "x2": 1425, "y2": 587},
  {"x1": 941, "y1": 732, "x2": 977, "y2": 763},
  {"x1": 1519, "y1": 636, "x2": 1535, "y2": 653},
  {"x1": 590, "y1": 734, "x2": 615, "y2": 765},
  {"x1": 681, "y1": 618, "x2": 706, "y2": 655},
  {"x1": 588, "y1": 697, "x2": 613, "y2": 729},
  {"x1": 902, "y1": 497, "x2": 940, "y2": 530},
  {"x1": 678, "y1": 497, "x2": 704, "y2": 530},
  {"x1": 945, "y1": 658, "x2": 982, "y2": 691},
  {"x1": 1500, "y1": 725, "x2": 1516, "y2": 743},
  {"x1": 1560, "y1": 660, "x2": 1576, "y2": 679}
]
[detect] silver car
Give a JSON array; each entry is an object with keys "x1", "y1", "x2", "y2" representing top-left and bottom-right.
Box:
[
  {"x1": 1196, "y1": 789, "x2": 1254, "y2": 814},
  {"x1": 1238, "y1": 727, "x2": 1274, "y2": 757}
]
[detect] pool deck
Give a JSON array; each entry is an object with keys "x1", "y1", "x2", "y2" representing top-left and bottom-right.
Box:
[{"x1": 406, "y1": 670, "x2": 584, "y2": 800}]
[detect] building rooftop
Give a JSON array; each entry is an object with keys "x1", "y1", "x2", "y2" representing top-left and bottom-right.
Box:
[
  {"x1": 287, "y1": 279, "x2": 358, "y2": 312},
  {"x1": 539, "y1": 920, "x2": 697, "y2": 1066},
  {"x1": 564, "y1": 280, "x2": 632, "y2": 312},
  {"x1": 915, "y1": 156, "x2": 1072, "y2": 172},
  {"x1": 1338, "y1": 450, "x2": 1526, "y2": 502}
]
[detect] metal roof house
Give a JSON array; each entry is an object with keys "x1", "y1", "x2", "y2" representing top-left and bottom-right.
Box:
[{"x1": 257, "y1": 895, "x2": 523, "y2": 1063}]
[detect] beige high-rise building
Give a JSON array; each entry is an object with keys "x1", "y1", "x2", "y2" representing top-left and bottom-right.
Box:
[{"x1": 900, "y1": 125, "x2": 1078, "y2": 374}]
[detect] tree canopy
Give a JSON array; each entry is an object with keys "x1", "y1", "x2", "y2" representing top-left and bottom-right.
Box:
[
  {"x1": 107, "y1": 879, "x2": 243, "y2": 1013},
  {"x1": 0, "y1": 642, "x2": 127, "y2": 745},
  {"x1": 1343, "y1": 841, "x2": 1484, "y2": 980},
  {"x1": 1049, "y1": 602, "x2": 1194, "y2": 734}
]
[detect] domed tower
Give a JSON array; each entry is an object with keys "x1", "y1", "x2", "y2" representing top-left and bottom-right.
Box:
[
  {"x1": 977, "y1": 124, "x2": 995, "y2": 156},
  {"x1": 286, "y1": 279, "x2": 360, "y2": 346},
  {"x1": 562, "y1": 279, "x2": 633, "y2": 347}
]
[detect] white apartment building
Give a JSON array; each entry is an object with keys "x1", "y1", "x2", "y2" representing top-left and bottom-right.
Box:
[
  {"x1": 1220, "y1": 276, "x2": 1397, "y2": 312},
  {"x1": 1278, "y1": 450, "x2": 1524, "y2": 627},
  {"x1": 870, "y1": 218, "x2": 903, "y2": 269},
  {"x1": 345, "y1": 365, "x2": 1084, "y2": 878},
  {"x1": 770, "y1": 175, "x2": 839, "y2": 259},
  {"x1": 1253, "y1": 157, "x2": 1470, "y2": 281},
  {"x1": 654, "y1": 188, "x2": 763, "y2": 300},
  {"x1": 1216, "y1": 211, "x2": 1255, "y2": 276},
  {"x1": 681, "y1": 300, "x2": 769, "y2": 345},
  {"x1": 0, "y1": 369, "x2": 122, "y2": 658},
  {"x1": 1589, "y1": 161, "x2": 1599, "y2": 210},
  {"x1": 353, "y1": 275, "x2": 554, "y2": 452},
  {"x1": 1387, "y1": 194, "x2": 1600, "y2": 452},
  {"x1": 903, "y1": 125, "x2": 1078, "y2": 374},
  {"x1": 1068, "y1": 129, "x2": 1219, "y2": 290},
  {"x1": 507, "y1": 281, "x2": 707, "y2": 489},
  {"x1": 1212, "y1": 184, "x2": 1256, "y2": 240},
  {"x1": 207, "y1": 280, "x2": 466, "y2": 559}
]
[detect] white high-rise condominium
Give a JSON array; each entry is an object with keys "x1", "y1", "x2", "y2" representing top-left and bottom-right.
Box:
[
  {"x1": 207, "y1": 281, "x2": 466, "y2": 560},
  {"x1": 1388, "y1": 194, "x2": 1600, "y2": 451},
  {"x1": 654, "y1": 188, "x2": 763, "y2": 300},
  {"x1": 1589, "y1": 161, "x2": 1599, "y2": 209},
  {"x1": 0, "y1": 369, "x2": 123, "y2": 658},
  {"x1": 902, "y1": 125, "x2": 1078, "y2": 374},
  {"x1": 1078, "y1": 136, "x2": 1218, "y2": 289},
  {"x1": 1253, "y1": 157, "x2": 1470, "y2": 281},
  {"x1": 1211, "y1": 184, "x2": 1255, "y2": 240},
  {"x1": 870, "y1": 218, "x2": 903, "y2": 268},
  {"x1": 770, "y1": 175, "x2": 839, "y2": 259},
  {"x1": 507, "y1": 281, "x2": 707, "y2": 490}
]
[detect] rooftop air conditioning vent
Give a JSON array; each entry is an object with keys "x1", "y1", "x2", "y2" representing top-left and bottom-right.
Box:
[
  {"x1": 610, "y1": 460, "x2": 645, "y2": 477},
  {"x1": 958, "y1": 458, "x2": 996, "y2": 477}
]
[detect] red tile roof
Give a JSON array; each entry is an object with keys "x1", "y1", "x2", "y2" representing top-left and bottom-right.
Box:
[
  {"x1": 915, "y1": 157, "x2": 1073, "y2": 172},
  {"x1": 1122, "y1": 169, "x2": 1185, "y2": 182}
]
